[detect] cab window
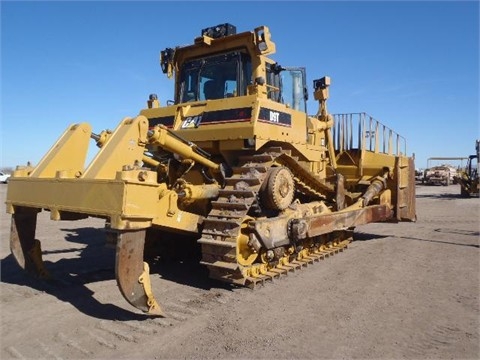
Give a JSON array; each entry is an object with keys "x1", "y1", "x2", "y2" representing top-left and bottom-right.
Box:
[{"x1": 179, "y1": 51, "x2": 251, "y2": 103}]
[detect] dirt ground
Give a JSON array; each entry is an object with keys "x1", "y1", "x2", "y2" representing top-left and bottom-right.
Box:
[{"x1": 0, "y1": 183, "x2": 478, "y2": 360}]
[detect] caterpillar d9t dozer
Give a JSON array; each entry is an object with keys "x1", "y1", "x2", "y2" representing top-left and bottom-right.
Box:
[{"x1": 6, "y1": 24, "x2": 416, "y2": 316}]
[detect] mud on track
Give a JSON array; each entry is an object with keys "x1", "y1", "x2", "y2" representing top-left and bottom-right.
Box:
[{"x1": 1, "y1": 184, "x2": 479, "y2": 359}]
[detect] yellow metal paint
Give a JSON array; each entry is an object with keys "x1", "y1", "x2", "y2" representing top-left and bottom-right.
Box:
[
  {"x1": 30, "y1": 123, "x2": 92, "y2": 178},
  {"x1": 138, "y1": 262, "x2": 164, "y2": 316},
  {"x1": 5, "y1": 24, "x2": 417, "y2": 316},
  {"x1": 83, "y1": 116, "x2": 149, "y2": 179}
]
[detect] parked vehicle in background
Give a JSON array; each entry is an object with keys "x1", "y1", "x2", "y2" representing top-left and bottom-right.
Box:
[
  {"x1": 0, "y1": 172, "x2": 11, "y2": 184},
  {"x1": 423, "y1": 165, "x2": 456, "y2": 186},
  {"x1": 454, "y1": 140, "x2": 479, "y2": 197},
  {"x1": 415, "y1": 169, "x2": 424, "y2": 183}
]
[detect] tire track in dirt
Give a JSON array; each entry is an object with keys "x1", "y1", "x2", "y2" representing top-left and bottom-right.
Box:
[
  {"x1": 403, "y1": 325, "x2": 468, "y2": 358},
  {"x1": 1, "y1": 285, "x2": 235, "y2": 359}
]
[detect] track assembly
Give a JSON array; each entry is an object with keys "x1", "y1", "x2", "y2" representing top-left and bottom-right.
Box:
[{"x1": 199, "y1": 147, "x2": 352, "y2": 288}]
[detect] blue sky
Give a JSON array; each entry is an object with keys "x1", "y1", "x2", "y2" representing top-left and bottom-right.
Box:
[{"x1": 1, "y1": 1, "x2": 479, "y2": 169}]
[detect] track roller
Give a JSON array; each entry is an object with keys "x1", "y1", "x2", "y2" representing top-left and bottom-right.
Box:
[{"x1": 260, "y1": 166, "x2": 295, "y2": 210}]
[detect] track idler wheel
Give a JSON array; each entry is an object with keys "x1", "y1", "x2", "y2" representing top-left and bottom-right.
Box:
[
  {"x1": 10, "y1": 207, "x2": 50, "y2": 279},
  {"x1": 260, "y1": 166, "x2": 295, "y2": 211},
  {"x1": 115, "y1": 229, "x2": 164, "y2": 316}
]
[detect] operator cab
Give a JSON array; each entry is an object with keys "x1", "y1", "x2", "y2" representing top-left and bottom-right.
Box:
[
  {"x1": 467, "y1": 154, "x2": 478, "y2": 178},
  {"x1": 165, "y1": 23, "x2": 308, "y2": 112}
]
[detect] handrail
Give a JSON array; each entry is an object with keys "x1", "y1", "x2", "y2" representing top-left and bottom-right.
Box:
[{"x1": 332, "y1": 112, "x2": 407, "y2": 156}]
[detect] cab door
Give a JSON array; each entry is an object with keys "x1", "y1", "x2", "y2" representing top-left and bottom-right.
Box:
[{"x1": 281, "y1": 67, "x2": 308, "y2": 112}]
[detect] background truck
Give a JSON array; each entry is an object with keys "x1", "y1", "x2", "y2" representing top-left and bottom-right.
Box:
[{"x1": 423, "y1": 165, "x2": 456, "y2": 186}]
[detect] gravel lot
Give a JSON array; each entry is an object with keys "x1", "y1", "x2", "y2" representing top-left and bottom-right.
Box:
[{"x1": 1, "y1": 183, "x2": 478, "y2": 359}]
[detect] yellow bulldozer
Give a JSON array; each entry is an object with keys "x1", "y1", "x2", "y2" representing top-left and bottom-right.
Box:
[
  {"x1": 5, "y1": 24, "x2": 416, "y2": 316},
  {"x1": 455, "y1": 140, "x2": 479, "y2": 197}
]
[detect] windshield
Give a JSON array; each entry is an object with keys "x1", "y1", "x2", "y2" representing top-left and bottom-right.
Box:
[{"x1": 179, "y1": 51, "x2": 251, "y2": 103}]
